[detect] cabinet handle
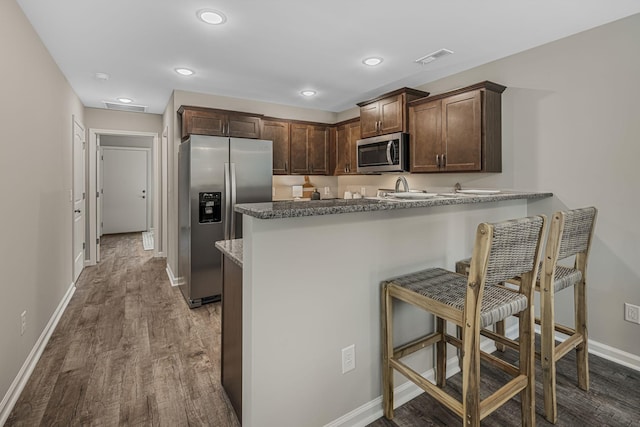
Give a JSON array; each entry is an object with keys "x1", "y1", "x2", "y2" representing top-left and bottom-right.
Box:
[
  {"x1": 436, "y1": 154, "x2": 440, "y2": 168},
  {"x1": 442, "y1": 154, "x2": 446, "y2": 167},
  {"x1": 284, "y1": 161, "x2": 288, "y2": 173}
]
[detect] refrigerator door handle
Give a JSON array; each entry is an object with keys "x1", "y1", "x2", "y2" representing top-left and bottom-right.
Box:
[
  {"x1": 230, "y1": 162, "x2": 237, "y2": 239},
  {"x1": 224, "y1": 163, "x2": 231, "y2": 240}
]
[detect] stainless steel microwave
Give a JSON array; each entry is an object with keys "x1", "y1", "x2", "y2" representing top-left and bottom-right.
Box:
[{"x1": 356, "y1": 132, "x2": 409, "y2": 173}]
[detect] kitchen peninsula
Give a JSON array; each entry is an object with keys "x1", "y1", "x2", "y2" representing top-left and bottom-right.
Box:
[{"x1": 230, "y1": 191, "x2": 551, "y2": 427}]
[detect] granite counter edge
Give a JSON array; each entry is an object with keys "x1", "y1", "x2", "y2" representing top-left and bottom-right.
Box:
[{"x1": 236, "y1": 192, "x2": 553, "y2": 220}]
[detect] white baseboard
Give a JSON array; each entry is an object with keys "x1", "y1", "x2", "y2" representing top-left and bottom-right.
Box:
[
  {"x1": 517, "y1": 324, "x2": 640, "y2": 372},
  {"x1": 0, "y1": 282, "x2": 76, "y2": 426},
  {"x1": 166, "y1": 263, "x2": 179, "y2": 287},
  {"x1": 323, "y1": 339, "x2": 497, "y2": 427}
]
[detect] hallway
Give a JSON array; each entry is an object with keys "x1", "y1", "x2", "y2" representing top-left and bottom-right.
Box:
[{"x1": 6, "y1": 233, "x2": 239, "y2": 426}]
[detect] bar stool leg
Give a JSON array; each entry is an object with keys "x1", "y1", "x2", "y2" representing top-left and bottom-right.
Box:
[
  {"x1": 574, "y1": 258, "x2": 589, "y2": 391},
  {"x1": 381, "y1": 284, "x2": 395, "y2": 419},
  {"x1": 461, "y1": 322, "x2": 481, "y2": 427},
  {"x1": 519, "y1": 286, "x2": 536, "y2": 427},
  {"x1": 495, "y1": 320, "x2": 506, "y2": 352},
  {"x1": 541, "y1": 276, "x2": 558, "y2": 423},
  {"x1": 436, "y1": 317, "x2": 446, "y2": 387}
]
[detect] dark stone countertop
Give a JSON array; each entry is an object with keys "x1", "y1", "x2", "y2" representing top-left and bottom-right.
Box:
[
  {"x1": 215, "y1": 239, "x2": 243, "y2": 267},
  {"x1": 235, "y1": 191, "x2": 553, "y2": 220}
]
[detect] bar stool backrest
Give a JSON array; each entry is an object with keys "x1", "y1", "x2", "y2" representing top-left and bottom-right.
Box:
[
  {"x1": 556, "y1": 207, "x2": 598, "y2": 261},
  {"x1": 476, "y1": 216, "x2": 547, "y2": 288}
]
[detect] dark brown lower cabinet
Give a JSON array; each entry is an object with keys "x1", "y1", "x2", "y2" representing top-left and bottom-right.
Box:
[{"x1": 221, "y1": 255, "x2": 242, "y2": 422}]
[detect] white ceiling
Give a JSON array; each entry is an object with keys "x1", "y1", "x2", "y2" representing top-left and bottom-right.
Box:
[{"x1": 15, "y1": 0, "x2": 640, "y2": 115}]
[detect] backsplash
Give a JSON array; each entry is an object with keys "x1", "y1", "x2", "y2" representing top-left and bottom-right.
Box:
[
  {"x1": 273, "y1": 172, "x2": 514, "y2": 201},
  {"x1": 272, "y1": 175, "x2": 339, "y2": 200}
]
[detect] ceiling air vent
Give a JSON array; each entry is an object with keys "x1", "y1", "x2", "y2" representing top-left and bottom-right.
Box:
[
  {"x1": 103, "y1": 101, "x2": 147, "y2": 113},
  {"x1": 414, "y1": 48, "x2": 454, "y2": 65}
]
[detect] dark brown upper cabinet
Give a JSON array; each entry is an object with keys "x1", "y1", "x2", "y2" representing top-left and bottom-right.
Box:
[
  {"x1": 178, "y1": 106, "x2": 262, "y2": 140},
  {"x1": 357, "y1": 88, "x2": 430, "y2": 139},
  {"x1": 290, "y1": 123, "x2": 330, "y2": 175},
  {"x1": 409, "y1": 81, "x2": 506, "y2": 173},
  {"x1": 335, "y1": 119, "x2": 361, "y2": 175},
  {"x1": 262, "y1": 119, "x2": 290, "y2": 175}
]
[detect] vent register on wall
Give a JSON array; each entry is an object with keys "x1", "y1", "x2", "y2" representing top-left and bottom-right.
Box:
[{"x1": 177, "y1": 133, "x2": 272, "y2": 308}]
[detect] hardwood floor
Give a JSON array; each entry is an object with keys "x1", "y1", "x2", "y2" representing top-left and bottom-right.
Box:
[
  {"x1": 7, "y1": 233, "x2": 640, "y2": 426},
  {"x1": 368, "y1": 337, "x2": 640, "y2": 427},
  {"x1": 6, "y1": 233, "x2": 240, "y2": 427}
]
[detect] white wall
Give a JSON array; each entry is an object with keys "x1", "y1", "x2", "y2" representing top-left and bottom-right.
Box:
[
  {"x1": 100, "y1": 134, "x2": 153, "y2": 148},
  {"x1": 398, "y1": 13, "x2": 640, "y2": 358},
  {"x1": 0, "y1": 0, "x2": 85, "y2": 417},
  {"x1": 84, "y1": 108, "x2": 162, "y2": 135}
]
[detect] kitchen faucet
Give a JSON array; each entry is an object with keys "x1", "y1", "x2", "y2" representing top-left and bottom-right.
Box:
[{"x1": 395, "y1": 176, "x2": 409, "y2": 193}]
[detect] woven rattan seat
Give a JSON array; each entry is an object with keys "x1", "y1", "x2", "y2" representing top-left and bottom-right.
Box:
[
  {"x1": 386, "y1": 268, "x2": 527, "y2": 328},
  {"x1": 456, "y1": 259, "x2": 582, "y2": 293},
  {"x1": 381, "y1": 215, "x2": 546, "y2": 427}
]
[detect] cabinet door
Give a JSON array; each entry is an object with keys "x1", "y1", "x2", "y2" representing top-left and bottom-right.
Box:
[
  {"x1": 347, "y1": 121, "x2": 361, "y2": 174},
  {"x1": 182, "y1": 109, "x2": 226, "y2": 139},
  {"x1": 335, "y1": 121, "x2": 360, "y2": 175},
  {"x1": 262, "y1": 120, "x2": 290, "y2": 175},
  {"x1": 308, "y1": 125, "x2": 329, "y2": 175},
  {"x1": 227, "y1": 114, "x2": 262, "y2": 139},
  {"x1": 359, "y1": 103, "x2": 379, "y2": 138},
  {"x1": 290, "y1": 124, "x2": 309, "y2": 174},
  {"x1": 379, "y1": 95, "x2": 403, "y2": 135},
  {"x1": 442, "y1": 90, "x2": 481, "y2": 171},
  {"x1": 410, "y1": 101, "x2": 442, "y2": 172},
  {"x1": 335, "y1": 124, "x2": 349, "y2": 175}
]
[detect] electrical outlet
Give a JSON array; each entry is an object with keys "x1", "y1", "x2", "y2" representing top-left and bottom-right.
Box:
[
  {"x1": 625, "y1": 303, "x2": 640, "y2": 324},
  {"x1": 21, "y1": 310, "x2": 27, "y2": 335},
  {"x1": 342, "y1": 344, "x2": 355, "y2": 373}
]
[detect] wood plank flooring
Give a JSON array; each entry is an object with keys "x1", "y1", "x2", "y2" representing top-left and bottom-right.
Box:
[
  {"x1": 7, "y1": 232, "x2": 640, "y2": 426},
  {"x1": 6, "y1": 233, "x2": 240, "y2": 427},
  {"x1": 368, "y1": 337, "x2": 640, "y2": 427}
]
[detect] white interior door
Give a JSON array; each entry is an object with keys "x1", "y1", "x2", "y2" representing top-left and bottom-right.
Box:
[
  {"x1": 102, "y1": 147, "x2": 149, "y2": 234},
  {"x1": 72, "y1": 118, "x2": 86, "y2": 282}
]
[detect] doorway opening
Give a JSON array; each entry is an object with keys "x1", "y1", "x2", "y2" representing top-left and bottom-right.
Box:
[{"x1": 88, "y1": 129, "x2": 162, "y2": 264}]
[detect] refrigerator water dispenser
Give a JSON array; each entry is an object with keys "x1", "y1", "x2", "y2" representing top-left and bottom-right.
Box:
[{"x1": 199, "y1": 192, "x2": 221, "y2": 223}]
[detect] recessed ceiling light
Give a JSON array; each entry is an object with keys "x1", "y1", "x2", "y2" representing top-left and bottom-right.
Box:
[
  {"x1": 95, "y1": 72, "x2": 110, "y2": 80},
  {"x1": 300, "y1": 90, "x2": 316, "y2": 97},
  {"x1": 363, "y1": 57, "x2": 383, "y2": 66},
  {"x1": 197, "y1": 9, "x2": 227, "y2": 25},
  {"x1": 175, "y1": 68, "x2": 195, "y2": 76},
  {"x1": 117, "y1": 97, "x2": 133, "y2": 104}
]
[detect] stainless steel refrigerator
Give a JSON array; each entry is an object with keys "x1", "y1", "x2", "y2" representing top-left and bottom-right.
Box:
[{"x1": 178, "y1": 135, "x2": 272, "y2": 307}]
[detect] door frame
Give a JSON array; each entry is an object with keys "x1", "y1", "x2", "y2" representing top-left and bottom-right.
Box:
[
  {"x1": 88, "y1": 128, "x2": 161, "y2": 265},
  {"x1": 71, "y1": 115, "x2": 86, "y2": 282}
]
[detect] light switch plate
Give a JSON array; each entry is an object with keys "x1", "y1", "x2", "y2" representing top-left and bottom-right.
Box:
[{"x1": 292, "y1": 185, "x2": 303, "y2": 198}]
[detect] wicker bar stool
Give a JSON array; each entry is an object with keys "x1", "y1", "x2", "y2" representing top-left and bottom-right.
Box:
[
  {"x1": 381, "y1": 215, "x2": 546, "y2": 426},
  {"x1": 455, "y1": 207, "x2": 597, "y2": 423}
]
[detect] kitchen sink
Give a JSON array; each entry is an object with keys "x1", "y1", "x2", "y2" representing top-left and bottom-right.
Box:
[{"x1": 386, "y1": 192, "x2": 439, "y2": 200}]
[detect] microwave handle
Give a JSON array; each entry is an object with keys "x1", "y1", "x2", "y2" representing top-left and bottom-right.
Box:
[{"x1": 386, "y1": 141, "x2": 394, "y2": 164}]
